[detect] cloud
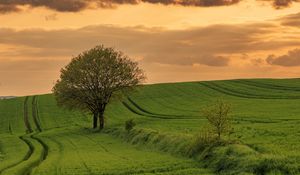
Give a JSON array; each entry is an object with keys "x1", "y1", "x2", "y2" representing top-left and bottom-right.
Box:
[
  {"x1": 258, "y1": 0, "x2": 300, "y2": 9},
  {"x1": 139, "y1": 0, "x2": 241, "y2": 6},
  {"x1": 0, "y1": 26, "x2": 231, "y2": 66},
  {"x1": 271, "y1": 0, "x2": 294, "y2": 8},
  {"x1": 45, "y1": 13, "x2": 58, "y2": 21},
  {"x1": 0, "y1": 58, "x2": 68, "y2": 71},
  {"x1": 0, "y1": 4, "x2": 20, "y2": 13},
  {"x1": 0, "y1": 25, "x2": 231, "y2": 66},
  {"x1": 248, "y1": 58, "x2": 264, "y2": 66},
  {"x1": 266, "y1": 49, "x2": 300, "y2": 66},
  {"x1": 0, "y1": 0, "x2": 241, "y2": 13},
  {"x1": 142, "y1": 54, "x2": 230, "y2": 66},
  {"x1": 0, "y1": 24, "x2": 275, "y2": 67},
  {"x1": 272, "y1": 0, "x2": 300, "y2": 9},
  {"x1": 0, "y1": 22, "x2": 299, "y2": 67},
  {"x1": 280, "y1": 12, "x2": 300, "y2": 27},
  {"x1": 1, "y1": 0, "x2": 300, "y2": 13},
  {"x1": 0, "y1": 0, "x2": 88, "y2": 13}
]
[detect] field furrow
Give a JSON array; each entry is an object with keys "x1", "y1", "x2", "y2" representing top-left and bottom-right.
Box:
[
  {"x1": 23, "y1": 97, "x2": 32, "y2": 133},
  {"x1": 2, "y1": 79, "x2": 300, "y2": 174},
  {"x1": 234, "y1": 79, "x2": 300, "y2": 91},
  {"x1": 200, "y1": 81, "x2": 300, "y2": 99},
  {"x1": 0, "y1": 136, "x2": 30, "y2": 175},
  {"x1": 1, "y1": 96, "x2": 50, "y2": 175},
  {"x1": 123, "y1": 98, "x2": 198, "y2": 120},
  {"x1": 32, "y1": 97, "x2": 42, "y2": 132}
]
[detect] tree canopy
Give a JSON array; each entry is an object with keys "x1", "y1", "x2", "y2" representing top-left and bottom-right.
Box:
[{"x1": 53, "y1": 45, "x2": 145, "y2": 129}]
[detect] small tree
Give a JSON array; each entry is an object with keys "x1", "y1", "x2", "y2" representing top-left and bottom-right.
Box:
[
  {"x1": 203, "y1": 100, "x2": 232, "y2": 141},
  {"x1": 52, "y1": 45, "x2": 145, "y2": 130}
]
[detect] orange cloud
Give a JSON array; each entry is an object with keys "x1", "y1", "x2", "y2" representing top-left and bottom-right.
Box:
[
  {"x1": 1, "y1": 0, "x2": 299, "y2": 14},
  {"x1": 0, "y1": 0, "x2": 241, "y2": 14},
  {"x1": 1, "y1": 22, "x2": 300, "y2": 95},
  {"x1": 271, "y1": 0, "x2": 300, "y2": 9},
  {"x1": 0, "y1": 4, "x2": 20, "y2": 13},
  {"x1": 280, "y1": 12, "x2": 300, "y2": 27},
  {"x1": 1, "y1": 22, "x2": 299, "y2": 67},
  {"x1": 266, "y1": 49, "x2": 300, "y2": 66}
]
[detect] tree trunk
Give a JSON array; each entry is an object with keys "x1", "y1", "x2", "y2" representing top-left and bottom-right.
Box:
[
  {"x1": 99, "y1": 113, "x2": 104, "y2": 130},
  {"x1": 93, "y1": 113, "x2": 98, "y2": 129}
]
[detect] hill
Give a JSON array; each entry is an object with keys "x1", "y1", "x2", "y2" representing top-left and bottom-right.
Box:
[
  {"x1": 0, "y1": 96, "x2": 15, "y2": 100},
  {"x1": 1, "y1": 78, "x2": 300, "y2": 174}
]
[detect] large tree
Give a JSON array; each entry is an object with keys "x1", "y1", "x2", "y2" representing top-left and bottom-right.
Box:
[{"x1": 53, "y1": 45, "x2": 145, "y2": 130}]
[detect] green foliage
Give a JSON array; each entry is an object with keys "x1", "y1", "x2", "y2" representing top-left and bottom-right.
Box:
[
  {"x1": 105, "y1": 127, "x2": 192, "y2": 156},
  {"x1": 0, "y1": 94, "x2": 212, "y2": 175},
  {"x1": 203, "y1": 99, "x2": 232, "y2": 140},
  {"x1": 52, "y1": 45, "x2": 145, "y2": 129},
  {"x1": 125, "y1": 119, "x2": 136, "y2": 132},
  {"x1": 1, "y1": 79, "x2": 300, "y2": 174},
  {"x1": 187, "y1": 128, "x2": 216, "y2": 157}
]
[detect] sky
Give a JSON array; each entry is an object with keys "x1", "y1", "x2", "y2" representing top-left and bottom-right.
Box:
[{"x1": 1, "y1": 0, "x2": 300, "y2": 96}]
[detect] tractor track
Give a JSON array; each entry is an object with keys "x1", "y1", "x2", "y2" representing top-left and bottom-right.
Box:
[
  {"x1": 23, "y1": 97, "x2": 33, "y2": 133},
  {"x1": 123, "y1": 97, "x2": 200, "y2": 120},
  {"x1": 233, "y1": 79, "x2": 300, "y2": 92},
  {"x1": 29, "y1": 96, "x2": 48, "y2": 174},
  {"x1": 0, "y1": 136, "x2": 34, "y2": 175},
  {"x1": 199, "y1": 82, "x2": 300, "y2": 99},
  {"x1": 0, "y1": 96, "x2": 49, "y2": 175},
  {"x1": 0, "y1": 97, "x2": 34, "y2": 175},
  {"x1": 32, "y1": 96, "x2": 42, "y2": 132}
]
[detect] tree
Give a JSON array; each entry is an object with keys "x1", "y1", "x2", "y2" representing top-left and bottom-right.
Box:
[
  {"x1": 52, "y1": 45, "x2": 145, "y2": 130},
  {"x1": 203, "y1": 100, "x2": 232, "y2": 140}
]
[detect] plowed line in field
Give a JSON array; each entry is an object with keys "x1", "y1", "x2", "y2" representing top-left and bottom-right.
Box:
[
  {"x1": 199, "y1": 82, "x2": 300, "y2": 99},
  {"x1": 0, "y1": 97, "x2": 34, "y2": 175},
  {"x1": 32, "y1": 96, "x2": 42, "y2": 132},
  {"x1": 122, "y1": 101, "x2": 172, "y2": 119},
  {"x1": 24, "y1": 97, "x2": 33, "y2": 133},
  {"x1": 124, "y1": 97, "x2": 200, "y2": 120},
  {"x1": 233, "y1": 80, "x2": 300, "y2": 92},
  {"x1": 0, "y1": 136, "x2": 34, "y2": 175},
  {"x1": 29, "y1": 96, "x2": 48, "y2": 174},
  {"x1": 147, "y1": 97, "x2": 200, "y2": 113},
  {"x1": 0, "y1": 96, "x2": 49, "y2": 175}
]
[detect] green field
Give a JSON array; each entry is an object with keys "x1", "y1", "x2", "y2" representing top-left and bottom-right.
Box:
[{"x1": 1, "y1": 79, "x2": 300, "y2": 175}]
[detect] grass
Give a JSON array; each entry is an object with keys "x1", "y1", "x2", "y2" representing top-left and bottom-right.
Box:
[
  {"x1": 0, "y1": 94, "x2": 212, "y2": 175},
  {"x1": 1, "y1": 78, "x2": 300, "y2": 174}
]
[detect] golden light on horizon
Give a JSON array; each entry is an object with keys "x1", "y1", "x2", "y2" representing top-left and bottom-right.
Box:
[{"x1": 1, "y1": 0, "x2": 300, "y2": 96}]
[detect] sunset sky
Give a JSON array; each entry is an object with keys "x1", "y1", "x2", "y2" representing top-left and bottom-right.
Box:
[{"x1": 1, "y1": 0, "x2": 300, "y2": 96}]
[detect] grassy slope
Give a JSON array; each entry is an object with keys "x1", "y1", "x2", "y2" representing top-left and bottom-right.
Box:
[
  {"x1": 1, "y1": 78, "x2": 300, "y2": 174},
  {"x1": 0, "y1": 92, "x2": 211, "y2": 174},
  {"x1": 105, "y1": 79, "x2": 300, "y2": 174}
]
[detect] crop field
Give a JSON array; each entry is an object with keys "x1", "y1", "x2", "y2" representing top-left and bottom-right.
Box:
[{"x1": 1, "y1": 79, "x2": 300, "y2": 174}]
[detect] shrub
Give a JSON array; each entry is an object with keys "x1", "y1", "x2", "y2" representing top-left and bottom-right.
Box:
[
  {"x1": 125, "y1": 119, "x2": 136, "y2": 132},
  {"x1": 188, "y1": 128, "x2": 216, "y2": 157},
  {"x1": 202, "y1": 99, "x2": 232, "y2": 141}
]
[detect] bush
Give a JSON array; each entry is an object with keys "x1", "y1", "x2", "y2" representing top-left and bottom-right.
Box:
[
  {"x1": 125, "y1": 119, "x2": 136, "y2": 132},
  {"x1": 202, "y1": 99, "x2": 232, "y2": 141},
  {"x1": 187, "y1": 128, "x2": 216, "y2": 157}
]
